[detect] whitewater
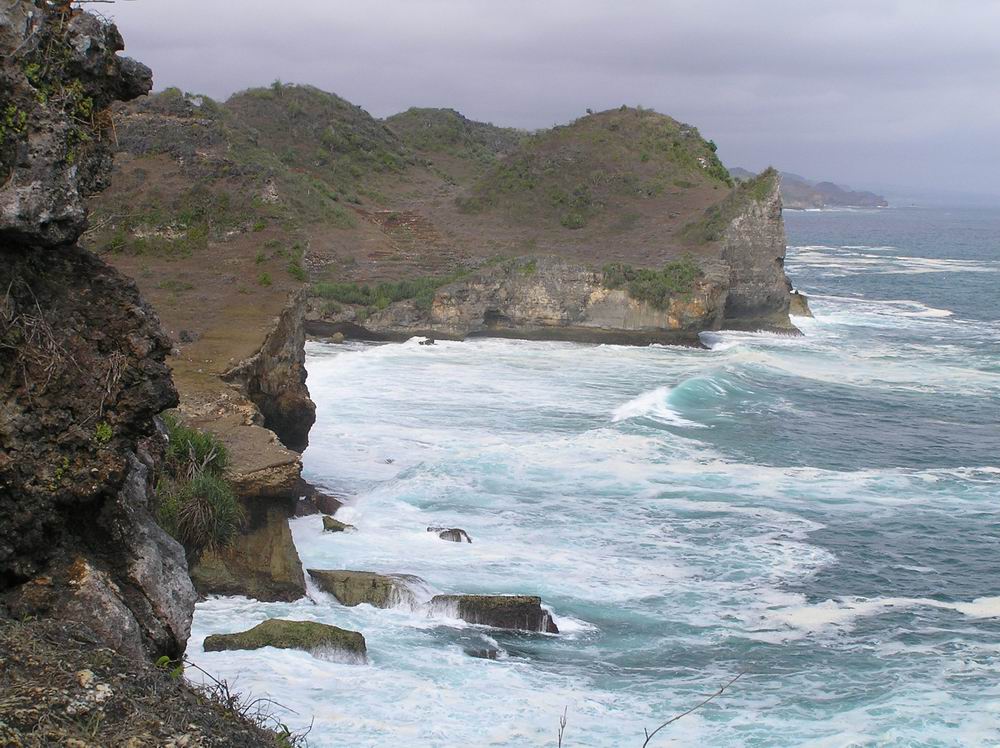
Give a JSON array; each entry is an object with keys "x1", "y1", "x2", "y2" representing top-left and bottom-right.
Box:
[{"x1": 190, "y1": 205, "x2": 1000, "y2": 746}]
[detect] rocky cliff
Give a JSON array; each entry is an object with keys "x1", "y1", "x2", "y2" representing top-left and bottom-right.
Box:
[
  {"x1": 307, "y1": 171, "x2": 797, "y2": 343},
  {"x1": 0, "y1": 1, "x2": 195, "y2": 660}
]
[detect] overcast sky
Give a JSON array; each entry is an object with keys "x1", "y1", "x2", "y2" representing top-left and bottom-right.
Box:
[{"x1": 105, "y1": 0, "x2": 1000, "y2": 198}]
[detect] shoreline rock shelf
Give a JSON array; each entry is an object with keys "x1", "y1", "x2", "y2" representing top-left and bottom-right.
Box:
[
  {"x1": 203, "y1": 619, "x2": 367, "y2": 662},
  {"x1": 308, "y1": 569, "x2": 420, "y2": 608},
  {"x1": 431, "y1": 595, "x2": 559, "y2": 633}
]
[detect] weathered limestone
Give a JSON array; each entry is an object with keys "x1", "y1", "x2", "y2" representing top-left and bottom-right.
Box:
[
  {"x1": 431, "y1": 594, "x2": 559, "y2": 633},
  {"x1": 308, "y1": 569, "x2": 419, "y2": 608},
  {"x1": 222, "y1": 290, "x2": 316, "y2": 452},
  {"x1": 789, "y1": 290, "x2": 813, "y2": 317},
  {"x1": 203, "y1": 618, "x2": 366, "y2": 661},
  {"x1": 190, "y1": 502, "x2": 305, "y2": 602}
]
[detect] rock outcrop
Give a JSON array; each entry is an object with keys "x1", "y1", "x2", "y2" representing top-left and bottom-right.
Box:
[
  {"x1": 190, "y1": 501, "x2": 306, "y2": 602},
  {"x1": 222, "y1": 290, "x2": 316, "y2": 452},
  {"x1": 789, "y1": 290, "x2": 813, "y2": 317},
  {"x1": 429, "y1": 527, "x2": 473, "y2": 543},
  {"x1": 719, "y1": 170, "x2": 797, "y2": 331},
  {"x1": 431, "y1": 594, "x2": 559, "y2": 633},
  {"x1": 319, "y1": 256, "x2": 731, "y2": 346},
  {"x1": 203, "y1": 618, "x2": 367, "y2": 661},
  {"x1": 308, "y1": 569, "x2": 419, "y2": 608},
  {"x1": 0, "y1": 2, "x2": 195, "y2": 659},
  {"x1": 323, "y1": 515, "x2": 356, "y2": 532}
]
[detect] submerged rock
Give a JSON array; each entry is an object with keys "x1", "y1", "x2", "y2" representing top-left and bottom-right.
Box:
[
  {"x1": 465, "y1": 647, "x2": 500, "y2": 660},
  {"x1": 428, "y1": 526, "x2": 472, "y2": 543},
  {"x1": 431, "y1": 594, "x2": 558, "y2": 633},
  {"x1": 203, "y1": 619, "x2": 366, "y2": 661},
  {"x1": 308, "y1": 569, "x2": 418, "y2": 608},
  {"x1": 323, "y1": 515, "x2": 356, "y2": 532}
]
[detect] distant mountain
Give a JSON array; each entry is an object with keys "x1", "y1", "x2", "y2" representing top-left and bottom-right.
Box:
[{"x1": 731, "y1": 168, "x2": 888, "y2": 209}]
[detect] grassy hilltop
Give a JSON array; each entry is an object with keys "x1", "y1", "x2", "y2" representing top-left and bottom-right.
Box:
[{"x1": 84, "y1": 84, "x2": 772, "y2": 388}]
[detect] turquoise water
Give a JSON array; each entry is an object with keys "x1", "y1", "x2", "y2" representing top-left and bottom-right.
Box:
[{"x1": 190, "y1": 205, "x2": 1000, "y2": 746}]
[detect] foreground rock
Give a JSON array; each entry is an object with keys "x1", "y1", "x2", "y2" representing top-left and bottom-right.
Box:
[
  {"x1": 323, "y1": 515, "x2": 356, "y2": 532},
  {"x1": 0, "y1": 619, "x2": 289, "y2": 746},
  {"x1": 203, "y1": 618, "x2": 366, "y2": 661},
  {"x1": 429, "y1": 526, "x2": 472, "y2": 543},
  {"x1": 308, "y1": 569, "x2": 419, "y2": 608},
  {"x1": 431, "y1": 594, "x2": 559, "y2": 633},
  {"x1": 0, "y1": 2, "x2": 195, "y2": 660}
]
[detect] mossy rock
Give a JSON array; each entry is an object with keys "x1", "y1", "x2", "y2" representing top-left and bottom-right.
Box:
[
  {"x1": 202, "y1": 619, "x2": 366, "y2": 660},
  {"x1": 431, "y1": 594, "x2": 558, "y2": 633},
  {"x1": 322, "y1": 515, "x2": 355, "y2": 532},
  {"x1": 308, "y1": 569, "x2": 417, "y2": 608}
]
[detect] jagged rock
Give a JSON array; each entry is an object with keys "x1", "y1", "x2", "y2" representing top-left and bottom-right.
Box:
[
  {"x1": 431, "y1": 594, "x2": 559, "y2": 633},
  {"x1": 789, "y1": 290, "x2": 813, "y2": 317},
  {"x1": 295, "y1": 486, "x2": 344, "y2": 516},
  {"x1": 202, "y1": 618, "x2": 366, "y2": 661},
  {"x1": 720, "y1": 169, "x2": 797, "y2": 331},
  {"x1": 323, "y1": 515, "x2": 355, "y2": 533},
  {"x1": 0, "y1": 3, "x2": 151, "y2": 246},
  {"x1": 222, "y1": 290, "x2": 316, "y2": 452},
  {"x1": 308, "y1": 569, "x2": 419, "y2": 608},
  {"x1": 190, "y1": 502, "x2": 305, "y2": 602},
  {"x1": 428, "y1": 526, "x2": 472, "y2": 543}
]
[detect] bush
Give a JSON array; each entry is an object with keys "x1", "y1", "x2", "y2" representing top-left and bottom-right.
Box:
[
  {"x1": 602, "y1": 256, "x2": 702, "y2": 308},
  {"x1": 257, "y1": 272, "x2": 272, "y2": 287},
  {"x1": 157, "y1": 415, "x2": 241, "y2": 553},
  {"x1": 157, "y1": 473, "x2": 244, "y2": 552},
  {"x1": 162, "y1": 413, "x2": 227, "y2": 479},
  {"x1": 311, "y1": 269, "x2": 470, "y2": 312}
]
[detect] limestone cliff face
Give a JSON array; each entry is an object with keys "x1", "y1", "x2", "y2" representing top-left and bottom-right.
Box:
[
  {"x1": 222, "y1": 290, "x2": 316, "y2": 452},
  {"x1": 308, "y1": 173, "x2": 797, "y2": 344},
  {"x1": 318, "y1": 257, "x2": 731, "y2": 346},
  {"x1": 0, "y1": 3, "x2": 195, "y2": 659},
  {"x1": 720, "y1": 169, "x2": 796, "y2": 331}
]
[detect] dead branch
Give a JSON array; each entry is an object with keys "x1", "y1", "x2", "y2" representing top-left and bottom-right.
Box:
[{"x1": 641, "y1": 673, "x2": 743, "y2": 747}]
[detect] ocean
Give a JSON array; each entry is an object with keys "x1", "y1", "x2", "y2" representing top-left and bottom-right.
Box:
[{"x1": 189, "y1": 204, "x2": 1000, "y2": 746}]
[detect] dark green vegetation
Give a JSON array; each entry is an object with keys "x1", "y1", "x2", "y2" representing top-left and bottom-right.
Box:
[
  {"x1": 156, "y1": 413, "x2": 244, "y2": 555},
  {"x1": 313, "y1": 267, "x2": 470, "y2": 312},
  {"x1": 680, "y1": 168, "x2": 778, "y2": 244},
  {"x1": 457, "y1": 106, "x2": 732, "y2": 229},
  {"x1": 602, "y1": 255, "x2": 703, "y2": 307},
  {"x1": 385, "y1": 107, "x2": 523, "y2": 164}
]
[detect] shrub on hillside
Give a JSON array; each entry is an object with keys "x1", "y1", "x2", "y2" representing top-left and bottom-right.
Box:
[{"x1": 602, "y1": 256, "x2": 702, "y2": 308}]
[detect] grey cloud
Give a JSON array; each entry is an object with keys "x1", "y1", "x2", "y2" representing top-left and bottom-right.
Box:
[{"x1": 106, "y1": 0, "x2": 1000, "y2": 196}]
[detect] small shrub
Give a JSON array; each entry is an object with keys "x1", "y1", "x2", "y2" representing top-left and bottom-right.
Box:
[
  {"x1": 93, "y1": 422, "x2": 113, "y2": 445},
  {"x1": 252, "y1": 219, "x2": 267, "y2": 232},
  {"x1": 255, "y1": 250, "x2": 266, "y2": 264},
  {"x1": 158, "y1": 473, "x2": 244, "y2": 552},
  {"x1": 560, "y1": 211, "x2": 586, "y2": 229},
  {"x1": 287, "y1": 259, "x2": 307, "y2": 281},
  {"x1": 257, "y1": 272, "x2": 273, "y2": 287}
]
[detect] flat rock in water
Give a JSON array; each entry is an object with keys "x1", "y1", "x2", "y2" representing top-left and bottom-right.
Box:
[
  {"x1": 322, "y1": 515, "x2": 355, "y2": 532},
  {"x1": 432, "y1": 594, "x2": 558, "y2": 633},
  {"x1": 202, "y1": 619, "x2": 366, "y2": 661},
  {"x1": 308, "y1": 569, "x2": 419, "y2": 608}
]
